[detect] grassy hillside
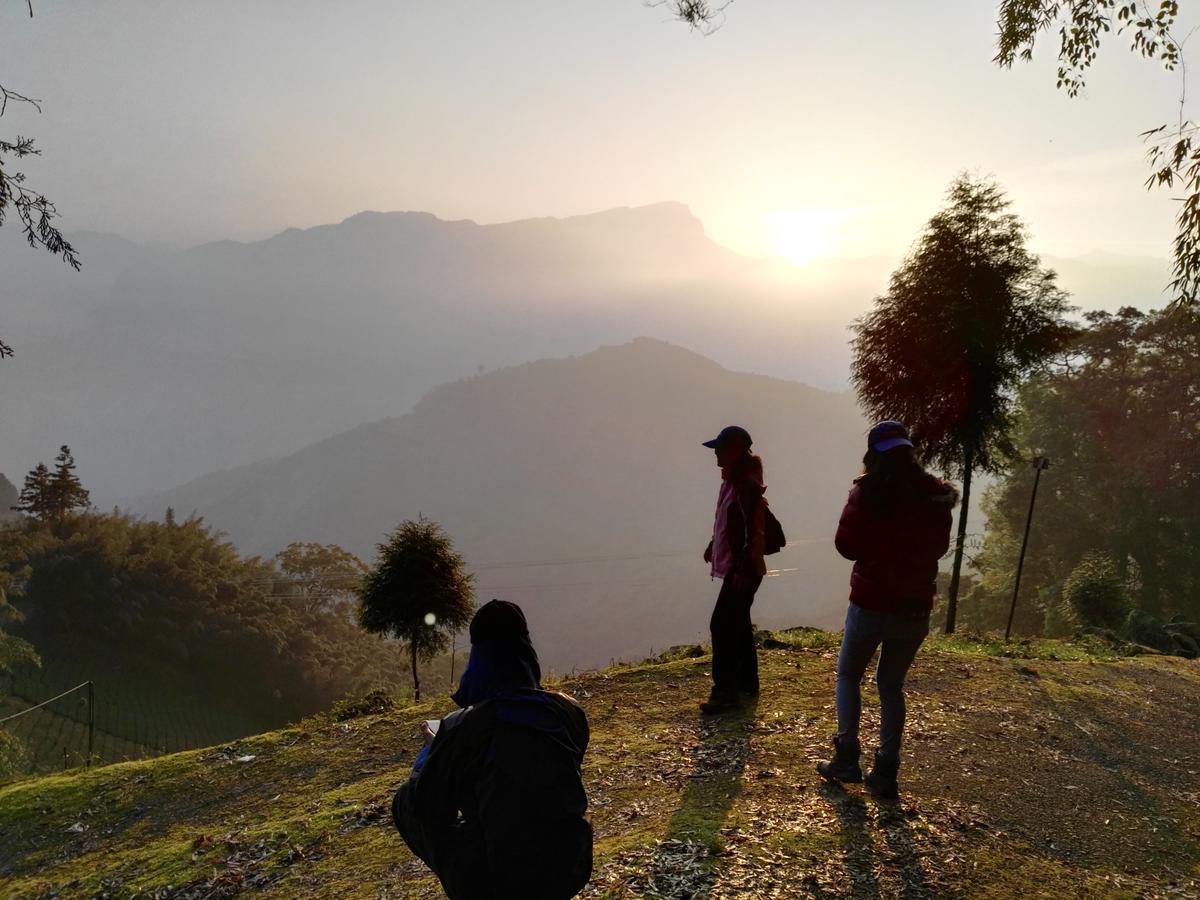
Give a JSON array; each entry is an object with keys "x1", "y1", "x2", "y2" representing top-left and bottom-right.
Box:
[{"x1": 2, "y1": 632, "x2": 1199, "y2": 898}]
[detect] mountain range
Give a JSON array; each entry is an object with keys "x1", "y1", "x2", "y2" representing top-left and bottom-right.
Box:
[
  {"x1": 131, "y1": 338, "x2": 869, "y2": 669},
  {"x1": 0, "y1": 203, "x2": 1168, "y2": 499}
]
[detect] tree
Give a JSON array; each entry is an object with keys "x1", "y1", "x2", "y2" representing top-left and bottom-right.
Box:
[
  {"x1": 357, "y1": 517, "x2": 475, "y2": 701},
  {"x1": 1, "y1": 4, "x2": 80, "y2": 358},
  {"x1": 668, "y1": 2, "x2": 1198, "y2": 305},
  {"x1": 275, "y1": 542, "x2": 369, "y2": 614},
  {"x1": 47, "y1": 445, "x2": 90, "y2": 523},
  {"x1": 14, "y1": 462, "x2": 52, "y2": 521},
  {"x1": 967, "y1": 307, "x2": 1199, "y2": 632},
  {"x1": 850, "y1": 174, "x2": 1075, "y2": 633}
]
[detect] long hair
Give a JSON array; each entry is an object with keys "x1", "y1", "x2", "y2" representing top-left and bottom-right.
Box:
[{"x1": 858, "y1": 445, "x2": 927, "y2": 511}]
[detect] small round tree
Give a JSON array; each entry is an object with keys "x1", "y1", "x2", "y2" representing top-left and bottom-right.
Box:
[{"x1": 357, "y1": 517, "x2": 475, "y2": 701}]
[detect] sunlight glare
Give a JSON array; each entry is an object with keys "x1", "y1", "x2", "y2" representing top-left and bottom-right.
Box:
[{"x1": 765, "y1": 209, "x2": 850, "y2": 265}]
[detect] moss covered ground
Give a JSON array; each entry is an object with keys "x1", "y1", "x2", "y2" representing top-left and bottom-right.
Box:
[{"x1": 2, "y1": 631, "x2": 1198, "y2": 898}]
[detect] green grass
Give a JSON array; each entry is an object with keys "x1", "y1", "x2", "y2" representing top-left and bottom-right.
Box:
[{"x1": 3, "y1": 632, "x2": 1199, "y2": 898}]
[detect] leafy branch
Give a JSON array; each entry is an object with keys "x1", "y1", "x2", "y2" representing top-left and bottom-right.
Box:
[
  {"x1": 650, "y1": 0, "x2": 734, "y2": 34},
  {"x1": 997, "y1": 1, "x2": 1196, "y2": 304}
]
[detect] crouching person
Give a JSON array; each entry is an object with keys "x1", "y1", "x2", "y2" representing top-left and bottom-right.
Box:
[{"x1": 392, "y1": 599, "x2": 592, "y2": 899}]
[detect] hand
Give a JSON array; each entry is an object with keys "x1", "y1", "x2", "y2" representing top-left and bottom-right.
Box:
[
  {"x1": 703, "y1": 544, "x2": 713, "y2": 564},
  {"x1": 420, "y1": 721, "x2": 437, "y2": 746}
]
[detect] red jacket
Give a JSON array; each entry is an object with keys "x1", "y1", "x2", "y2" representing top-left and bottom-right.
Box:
[{"x1": 834, "y1": 473, "x2": 958, "y2": 614}]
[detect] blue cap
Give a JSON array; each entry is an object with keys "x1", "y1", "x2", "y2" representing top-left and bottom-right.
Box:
[
  {"x1": 868, "y1": 420, "x2": 912, "y2": 453},
  {"x1": 702, "y1": 425, "x2": 752, "y2": 450}
]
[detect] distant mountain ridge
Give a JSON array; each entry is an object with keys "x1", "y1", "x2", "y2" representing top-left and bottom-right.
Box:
[
  {"x1": 0, "y1": 202, "x2": 1172, "y2": 500},
  {"x1": 131, "y1": 338, "x2": 869, "y2": 668}
]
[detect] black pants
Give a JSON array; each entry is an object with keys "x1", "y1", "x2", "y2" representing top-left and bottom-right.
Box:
[{"x1": 709, "y1": 573, "x2": 763, "y2": 697}]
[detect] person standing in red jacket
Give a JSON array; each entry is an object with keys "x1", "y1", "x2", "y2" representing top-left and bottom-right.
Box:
[
  {"x1": 817, "y1": 421, "x2": 958, "y2": 798},
  {"x1": 700, "y1": 425, "x2": 768, "y2": 715}
]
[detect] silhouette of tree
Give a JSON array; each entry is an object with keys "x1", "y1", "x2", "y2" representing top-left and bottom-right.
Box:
[
  {"x1": 14, "y1": 462, "x2": 52, "y2": 521},
  {"x1": 1, "y1": 3, "x2": 80, "y2": 358},
  {"x1": 850, "y1": 174, "x2": 1075, "y2": 633},
  {"x1": 47, "y1": 445, "x2": 90, "y2": 523},
  {"x1": 667, "y1": 1, "x2": 1198, "y2": 305},
  {"x1": 357, "y1": 517, "x2": 475, "y2": 701},
  {"x1": 968, "y1": 306, "x2": 1199, "y2": 633}
]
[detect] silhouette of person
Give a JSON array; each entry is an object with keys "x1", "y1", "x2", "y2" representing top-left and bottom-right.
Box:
[
  {"x1": 392, "y1": 599, "x2": 592, "y2": 899},
  {"x1": 817, "y1": 421, "x2": 958, "y2": 798},
  {"x1": 700, "y1": 425, "x2": 768, "y2": 714}
]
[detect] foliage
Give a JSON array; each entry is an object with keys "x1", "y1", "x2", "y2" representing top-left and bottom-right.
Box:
[
  {"x1": 1061, "y1": 552, "x2": 1131, "y2": 630},
  {"x1": 13, "y1": 464, "x2": 51, "y2": 521},
  {"x1": 331, "y1": 688, "x2": 395, "y2": 722},
  {"x1": 0, "y1": 511, "x2": 408, "y2": 726},
  {"x1": 850, "y1": 174, "x2": 1075, "y2": 630},
  {"x1": 14, "y1": 447, "x2": 90, "y2": 524},
  {"x1": 275, "y1": 542, "x2": 367, "y2": 614},
  {"x1": 969, "y1": 307, "x2": 1199, "y2": 642},
  {"x1": 0, "y1": 729, "x2": 30, "y2": 781},
  {"x1": 2, "y1": 8, "x2": 81, "y2": 357},
  {"x1": 994, "y1": 0, "x2": 1199, "y2": 304},
  {"x1": 358, "y1": 517, "x2": 475, "y2": 701}
]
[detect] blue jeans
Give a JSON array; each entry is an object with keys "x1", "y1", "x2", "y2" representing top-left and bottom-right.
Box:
[{"x1": 835, "y1": 603, "x2": 929, "y2": 761}]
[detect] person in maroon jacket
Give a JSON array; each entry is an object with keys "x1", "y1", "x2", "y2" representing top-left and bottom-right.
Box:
[{"x1": 817, "y1": 420, "x2": 958, "y2": 798}]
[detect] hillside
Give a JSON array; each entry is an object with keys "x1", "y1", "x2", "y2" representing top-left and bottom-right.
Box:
[
  {"x1": 131, "y1": 338, "x2": 868, "y2": 669},
  {"x1": 3, "y1": 634, "x2": 1198, "y2": 899}
]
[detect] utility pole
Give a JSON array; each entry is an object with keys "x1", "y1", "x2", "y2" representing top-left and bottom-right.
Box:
[{"x1": 1006, "y1": 456, "x2": 1051, "y2": 641}]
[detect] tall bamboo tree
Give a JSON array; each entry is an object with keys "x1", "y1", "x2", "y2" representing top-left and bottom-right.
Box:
[{"x1": 851, "y1": 174, "x2": 1075, "y2": 632}]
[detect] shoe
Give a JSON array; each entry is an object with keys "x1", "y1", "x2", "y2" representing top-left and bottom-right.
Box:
[
  {"x1": 864, "y1": 750, "x2": 900, "y2": 800},
  {"x1": 816, "y1": 734, "x2": 863, "y2": 783},
  {"x1": 699, "y1": 692, "x2": 739, "y2": 715}
]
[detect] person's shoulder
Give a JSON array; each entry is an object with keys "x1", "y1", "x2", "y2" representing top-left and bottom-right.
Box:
[{"x1": 542, "y1": 688, "x2": 587, "y2": 713}]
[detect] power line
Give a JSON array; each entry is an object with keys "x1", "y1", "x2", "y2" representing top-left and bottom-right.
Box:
[{"x1": 0, "y1": 681, "x2": 90, "y2": 725}]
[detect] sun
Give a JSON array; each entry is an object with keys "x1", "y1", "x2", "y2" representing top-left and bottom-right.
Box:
[{"x1": 765, "y1": 210, "x2": 844, "y2": 265}]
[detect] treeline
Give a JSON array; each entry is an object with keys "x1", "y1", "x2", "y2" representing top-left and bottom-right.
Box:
[
  {"x1": 0, "y1": 506, "x2": 462, "y2": 741},
  {"x1": 964, "y1": 307, "x2": 1199, "y2": 654}
]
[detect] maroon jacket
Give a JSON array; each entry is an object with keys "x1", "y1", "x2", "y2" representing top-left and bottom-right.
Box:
[{"x1": 834, "y1": 472, "x2": 958, "y2": 615}]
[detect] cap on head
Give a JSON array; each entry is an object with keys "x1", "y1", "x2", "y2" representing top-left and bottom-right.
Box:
[
  {"x1": 868, "y1": 420, "x2": 913, "y2": 453},
  {"x1": 702, "y1": 425, "x2": 753, "y2": 451},
  {"x1": 469, "y1": 599, "x2": 530, "y2": 644}
]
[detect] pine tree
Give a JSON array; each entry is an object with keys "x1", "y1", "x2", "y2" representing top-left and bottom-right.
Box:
[
  {"x1": 357, "y1": 517, "x2": 476, "y2": 701},
  {"x1": 47, "y1": 445, "x2": 90, "y2": 522},
  {"x1": 851, "y1": 175, "x2": 1075, "y2": 633},
  {"x1": 14, "y1": 463, "x2": 52, "y2": 521}
]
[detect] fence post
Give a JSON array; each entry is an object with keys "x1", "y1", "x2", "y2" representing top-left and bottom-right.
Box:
[{"x1": 87, "y1": 681, "x2": 95, "y2": 767}]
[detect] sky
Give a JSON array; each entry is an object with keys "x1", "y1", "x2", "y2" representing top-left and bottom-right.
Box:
[{"x1": 0, "y1": 0, "x2": 1191, "y2": 262}]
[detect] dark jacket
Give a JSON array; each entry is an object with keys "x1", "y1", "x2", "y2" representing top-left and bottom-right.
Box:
[
  {"x1": 834, "y1": 472, "x2": 958, "y2": 614},
  {"x1": 398, "y1": 689, "x2": 591, "y2": 900}
]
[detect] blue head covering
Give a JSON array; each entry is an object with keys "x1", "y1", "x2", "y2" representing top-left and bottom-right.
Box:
[{"x1": 451, "y1": 599, "x2": 542, "y2": 708}]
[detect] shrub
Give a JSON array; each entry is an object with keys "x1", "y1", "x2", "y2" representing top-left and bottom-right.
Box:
[
  {"x1": 332, "y1": 689, "x2": 395, "y2": 722},
  {"x1": 0, "y1": 728, "x2": 29, "y2": 780},
  {"x1": 1062, "y1": 553, "x2": 1129, "y2": 631}
]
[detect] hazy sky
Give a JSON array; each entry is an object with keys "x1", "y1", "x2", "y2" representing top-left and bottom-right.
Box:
[{"x1": 1, "y1": 1, "x2": 1190, "y2": 261}]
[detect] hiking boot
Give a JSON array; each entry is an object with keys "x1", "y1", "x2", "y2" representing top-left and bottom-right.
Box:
[
  {"x1": 816, "y1": 735, "x2": 863, "y2": 783},
  {"x1": 699, "y1": 691, "x2": 739, "y2": 715},
  {"x1": 864, "y1": 750, "x2": 900, "y2": 800}
]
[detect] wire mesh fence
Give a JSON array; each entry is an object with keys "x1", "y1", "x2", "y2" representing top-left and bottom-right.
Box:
[{"x1": 0, "y1": 664, "x2": 269, "y2": 780}]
